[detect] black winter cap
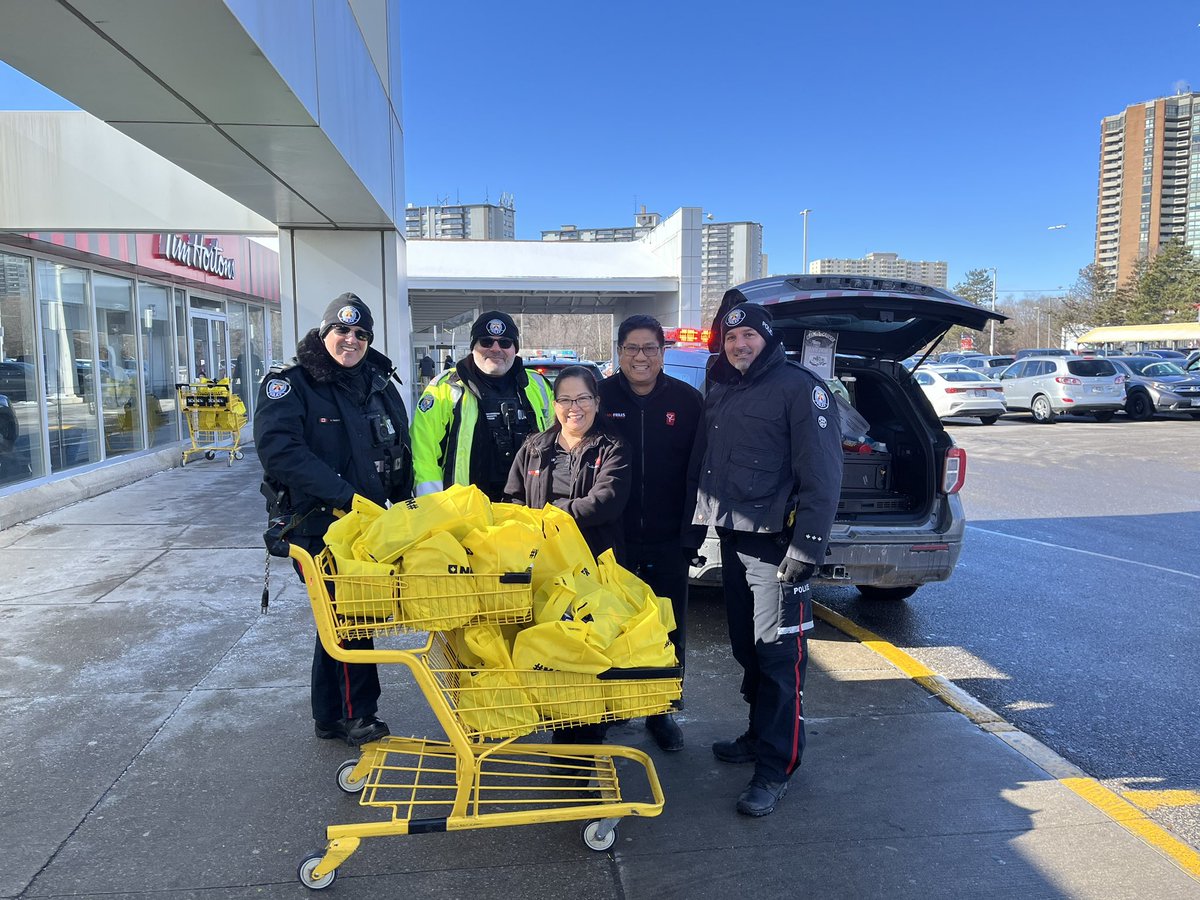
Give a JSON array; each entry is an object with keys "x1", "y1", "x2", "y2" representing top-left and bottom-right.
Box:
[
  {"x1": 470, "y1": 310, "x2": 519, "y2": 350},
  {"x1": 720, "y1": 302, "x2": 778, "y2": 349},
  {"x1": 319, "y1": 293, "x2": 374, "y2": 339}
]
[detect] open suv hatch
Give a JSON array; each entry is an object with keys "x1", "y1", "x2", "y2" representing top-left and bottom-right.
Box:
[{"x1": 691, "y1": 274, "x2": 1005, "y2": 601}]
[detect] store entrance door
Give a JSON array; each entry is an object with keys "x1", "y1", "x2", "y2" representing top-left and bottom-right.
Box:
[{"x1": 190, "y1": 311, "x2": 229, "y2": 381}]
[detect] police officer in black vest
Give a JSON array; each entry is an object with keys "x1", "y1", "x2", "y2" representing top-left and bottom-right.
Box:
[
  {"x1": 254, "y1": 293, "x2": 413, "y2": 747},
  {"x1": 684, "y1": 300, "x2": 842, "y2": 816},
  {"x1": 598, "y1": 315, "x2": 703, "y2": 751}
]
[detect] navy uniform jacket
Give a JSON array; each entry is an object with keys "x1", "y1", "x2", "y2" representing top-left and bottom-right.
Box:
[
  {"x1": 684, "y1": 343, "x2": 843, "y2": 566},
  {"x1": 253, "y1": 329, "x2": 413, "y2": 539}
]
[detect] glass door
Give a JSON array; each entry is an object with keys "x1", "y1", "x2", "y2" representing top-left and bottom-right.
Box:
[{"x1": 189, "y1": 312, "x2": 229, "y2": 382}]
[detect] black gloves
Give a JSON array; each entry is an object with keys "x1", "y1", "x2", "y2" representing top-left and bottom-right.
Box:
[
  {"x1": 777, "y1": 558, "x2": 816, "y2": 584},
  {"x1": 683, "y1": 548, "x2": 706, "y2": 568}
]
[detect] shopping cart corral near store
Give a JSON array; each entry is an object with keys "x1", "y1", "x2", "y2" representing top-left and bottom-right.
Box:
[
  {"x1": 176, "y1": 379, "x2": 247, "y2": 466},
  {"x1": 289, "y1": 542, "x2": 679, "y2": 891}
]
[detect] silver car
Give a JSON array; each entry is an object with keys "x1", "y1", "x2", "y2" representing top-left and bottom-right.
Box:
[
  {"x1": 692, "y1": 273, "x2": 1005, "y2": 602},
  {"x1": 997, "y1": 355, "x2": 1125, "y2": 423},
  {"x1": 1111, "y1": 356, "x2": 1200, "y2": 419}
]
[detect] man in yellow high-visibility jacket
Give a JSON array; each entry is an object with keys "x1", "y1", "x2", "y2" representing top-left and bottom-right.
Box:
[{"x1": 411, "y1": 311, "x2": 552, "y2": 500}]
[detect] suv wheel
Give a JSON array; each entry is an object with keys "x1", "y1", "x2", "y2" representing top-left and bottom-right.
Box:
[
  {"x1": 979, "y1": 415, "x2": 1000, "y2": 426},
  {"x1": 856, "y1": 585, "x2": 919, "y2": 602},
  {"x1": 1125, "y1": 391, "x2": 1155, "y2": 420},
  {"x1": 1092, "y1": 411, "x2": 1116, "y2": 423},
  {"x1": 1031, "y1": 395, "x2": 1056, "y2": 424}
]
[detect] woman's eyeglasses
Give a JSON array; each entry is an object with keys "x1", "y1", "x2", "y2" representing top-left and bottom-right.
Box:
[
  {"x1": 477, "y1": 338, "x2": 514, "y2": 349},
  {"x1": 331, "y1": 324, "x2": 372, "y2": 342},
  {"x1": 554, "y1": 395, "x2": 595, "y2": 409}
]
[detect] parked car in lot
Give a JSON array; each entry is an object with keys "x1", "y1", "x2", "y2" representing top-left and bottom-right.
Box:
[
  {"x1": 1014, "y1": 347, "x2": 1073, "y2": 360},
  {"x1": 522, "y1": 356, "x2": 604, "y2": 386},
  {"x1": 1186, "y1": 350, "x2": 1200, "y2": 372},
  {"x1": 1139, "y1": 348, "x2": 1187, "y2": 360},
  {"x1": 996, "y1": 355, "x2": 1125, "y2": 422},
  {"x1": 913, "y1": 365, "x2": 1007, "y2": 424},
  {"x1": 957, "y1": 354, "x2": 1015, "y2": 377},
  {"x1": 692, "y1": 274, "x2": 1004, "y2": 602},
  {"x1": 937, "y1": 351, "x2": 984, "y2": 365},
  {"x1": 1110, "y1": 356, "x2": 1200, "y2": 419}
]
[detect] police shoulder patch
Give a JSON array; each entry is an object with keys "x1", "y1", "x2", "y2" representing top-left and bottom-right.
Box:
[
  {"x1": 418, "y1": 394, "x2": 435, "y2": 412},
  {"x1": 265, "y1": 378, "x2": 291, "y2": 400},
  {"x1": 817, "y1": 415, "x2": 828, "y2": 429},
  {"x1": 812, "y1": 386, "x2": 830, "y2": 410}
]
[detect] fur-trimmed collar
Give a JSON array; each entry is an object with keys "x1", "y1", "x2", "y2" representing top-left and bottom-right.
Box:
[{"x1": 295, "y1": 328, "x2": 397, "y2": 384}]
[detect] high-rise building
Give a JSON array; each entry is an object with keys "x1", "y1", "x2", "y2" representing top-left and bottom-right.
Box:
[
  {"x1": 543, "y1": 210, "x2": 764, "y2": 322},
  {"x1": 808, "y1": 252, "x2": 947, "y2": 287},
  {"x1": 1095, "y1": 90, "x2": 1200, "y2": 286},
  {"x1": 405, "y1": 195, "x2": 515, "y2": 240}
]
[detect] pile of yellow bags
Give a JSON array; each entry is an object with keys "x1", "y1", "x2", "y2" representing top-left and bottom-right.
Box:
[{"x1": 321, "y1": 486, "x2": 681, "y2": 736}]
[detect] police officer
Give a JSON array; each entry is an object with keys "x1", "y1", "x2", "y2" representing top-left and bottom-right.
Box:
[
  {"x1": 684, "y1": 299, "x2": 842, "y2": 816},
  {"x1": 254, "y1": 293, "x2": 413, "y2": 747},
  {"x1": 410, "y1": 311, "x2": 551, "y2": 501},
  {"x1": 598, "y1": 314, "x2": 703, "y2": 752}
]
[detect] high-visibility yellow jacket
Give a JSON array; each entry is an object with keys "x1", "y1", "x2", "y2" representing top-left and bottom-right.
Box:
[{"x1": 410, "y1": 361, "x2": 551, "y2": 496}]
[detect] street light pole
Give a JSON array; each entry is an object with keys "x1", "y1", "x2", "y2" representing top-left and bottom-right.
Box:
[
  {"x1": 988, "y1": 267, "x2": 997, "y2": 355},
  {"x1": 799, "y1": 209, "x2": 812, "y2": 273}
]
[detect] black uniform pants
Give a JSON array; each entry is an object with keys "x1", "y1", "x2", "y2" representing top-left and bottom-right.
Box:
[
  {"x1": 626, "y1": 539, "x2": 689, "y2": 673},
  {"x1": 717, "y1": 529, "x2": 813, "y2": 783},
  {"x1": 293, "y1": 537, "x2": 382, "y2": 724}
]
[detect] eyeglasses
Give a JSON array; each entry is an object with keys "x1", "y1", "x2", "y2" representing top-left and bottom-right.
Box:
[
  {"x1": 477, "y1": 337, "x2": 514, "y2": 350},
  {"x1": 619, "y1": 344, "x2": 662, "y2": 357},
  {"x1": 332, "y1": 324, "x2": 372, "y2": 342},
  {"x1": 554, "y1": 395, "x2": 595, "y2": 409}
]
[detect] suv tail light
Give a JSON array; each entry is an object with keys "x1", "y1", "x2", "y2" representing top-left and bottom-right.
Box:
[
  {"x1": 1055, "y1": 376, "x2": 1082, "y2": 385},
  {"x1": 1114, "y1": 375, "x2": 1126, "y2": 384},
  {"x1": 942, "y1": 446, "x2": 966, "y2": 494}
]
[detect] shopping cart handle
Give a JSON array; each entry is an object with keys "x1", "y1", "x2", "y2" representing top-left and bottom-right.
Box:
[
  {"x1": 596, "y1": 666, "x2": 683, "y2": 681},
  {"x1": 498, "y1": 570, "x2": 533, "y2": 584}
]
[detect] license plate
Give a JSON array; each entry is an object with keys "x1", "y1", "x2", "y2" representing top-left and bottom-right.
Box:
[
  {"x1": 1092, "y1": 386, "x2": 1107, "y2": 393},
  {"x1": 972, "y1": 389, "x2": 989, "y2": 398}
]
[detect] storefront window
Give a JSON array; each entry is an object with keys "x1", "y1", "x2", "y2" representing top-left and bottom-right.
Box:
[
  {"x1": 173, "y1": 289, "x2": 188, "y2": 440},
  {"x1": 138, "y1": 281, "x2": 176, "y2": 448},
  {"x1": 227, "y1": 301, "x2": 250, "y2": 413},
  {"x1": 246, "y1": 305, "x2": 267, "y2": 420},
  {"x1": 38, "y1": 261, "x2": 101, "y2": 472},
  {"x1": 269, "y1": 308, "x2": 283, "y2": 367},
  {"x1": 0, "y1": 251, "x2": 47, "y2": 486},
  {"x1": 93, "y1": 273, "x2": 144, "y2": 456}
]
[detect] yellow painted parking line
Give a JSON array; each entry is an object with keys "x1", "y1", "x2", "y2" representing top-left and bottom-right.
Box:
[
  {"x1": 1124, "y1": 789, "x2": 1200, "y2": 811},
  {"x1": 1063, "y1": 779, "x2": 1200, "y2": 879},
  {"x1": 813, "y1": 602, "x2": 1200, "y2": 883}
]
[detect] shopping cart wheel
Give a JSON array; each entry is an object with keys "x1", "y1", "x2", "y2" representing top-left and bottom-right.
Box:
[
  {"x1": 233, "y1": 450, "x2": 245, "y2": 461},
  {"x1": 336, "y1": 758, "x2": 366, "y2": 794},
  {"x1": 180, "y1": 453, "x2": 187, "y2": 467},
  {"x1": 205, "y1": 450, "x2": 216, "y2": 461},
  {"x1": 297, "y1": 852, "x2": 337, "y2": 890},
  {"x1": 580, "y1": 819, "x2": 618, "y2": 852}
]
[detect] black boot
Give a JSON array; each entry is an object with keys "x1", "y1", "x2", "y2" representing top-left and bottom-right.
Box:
[
  {"x1": 342, "y1": 715, "x2": 389, "y2": 747},
  {"x1": 645, "y1": 713, "x2": 684, "y2": 752},
  {"x1": 314, "y1": 719, "x2": 346, "y2": 741},
  {"x1": 712, "y1": 730, "x2": 757, "y2": 764},
  {"x1": 736, "y1": 775, "x2": 788, "y2": 817}
]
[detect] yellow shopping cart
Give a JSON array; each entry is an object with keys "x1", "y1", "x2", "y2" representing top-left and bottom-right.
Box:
[
  {"x1": 176, "y1": 379, "x2": 247, "y2": 466},
  {"x1": 290, "y1": 543, "x2": 680, "y2": 891}
]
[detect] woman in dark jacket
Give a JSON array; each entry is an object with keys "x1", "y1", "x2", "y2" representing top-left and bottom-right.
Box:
[
  {"x1": 504, "y1": 365, "x2": 630, "y2": 750},
  {"x1": 504, "y1": 365, "x2": 630, "y2": 562}
]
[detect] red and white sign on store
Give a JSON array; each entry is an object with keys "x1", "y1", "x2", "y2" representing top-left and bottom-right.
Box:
[{"x1": 959, "y1": 333, "x2": 975, "y2": 351}]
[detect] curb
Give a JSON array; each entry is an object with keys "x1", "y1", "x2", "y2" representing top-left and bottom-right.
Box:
[{"x1": 813, "y1": 601, "x2": 1200, "y2": 882}]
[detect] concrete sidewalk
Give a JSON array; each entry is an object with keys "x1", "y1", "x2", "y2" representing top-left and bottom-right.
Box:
[{"x1": 1, "y1": 458, "x2": 1197, "y2": 899}]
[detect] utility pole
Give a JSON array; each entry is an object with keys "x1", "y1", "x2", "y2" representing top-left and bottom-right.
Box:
[
  {"x1": 799, "y1": 209, "x2": 812, "y2": 274},
  {"x1": 988, "y1": 267, "x2": 997, "y2": 355}
]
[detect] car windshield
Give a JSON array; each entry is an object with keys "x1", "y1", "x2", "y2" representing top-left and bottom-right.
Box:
[
  {"x1": 1066, "y1": 359, "x2": 1117, "y2": 377},
  {"x1": 1136, "y1": 361, "x2": 1187, "y2": 376},
  {"x1": 985, "y1": 357, "x2": 1014, "y2": 367},
  {"x1": 940, "y1": 370, "x2": 990, "y2": 382}
]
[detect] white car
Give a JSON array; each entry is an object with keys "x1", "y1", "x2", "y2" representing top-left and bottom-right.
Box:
[{"x1": 913, "y1": 365, "x2": 1007, "y2": 425}]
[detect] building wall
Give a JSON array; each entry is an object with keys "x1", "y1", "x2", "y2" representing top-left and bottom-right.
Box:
[
  {"x1": 808, "y1": 252, "x2": 947, "y2": 287},
  {"x1": 405, "y1": 202, "x2": 515, "y2": 240}
]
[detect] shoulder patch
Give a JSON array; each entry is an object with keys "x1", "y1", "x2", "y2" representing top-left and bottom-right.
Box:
[
  {"x1": 418, "y1": 394, "x2": 435, "y2": 412},
  {"x1": 812, "y1": 386, "x2": 830, "y2": 410},
  {"x1": 817, "y1": 414, "x2": 828, "y2": 429},
  {"x1": 265, "y1": 378, "x2": 291, "y2": 400}
]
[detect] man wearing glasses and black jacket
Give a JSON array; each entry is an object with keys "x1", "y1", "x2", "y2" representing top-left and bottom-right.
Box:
[{"x1": 598, "y1": 314, "x2": 704, "y2": 752}]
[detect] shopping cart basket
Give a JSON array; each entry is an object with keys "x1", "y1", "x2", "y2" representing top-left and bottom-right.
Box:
[
  {"x1": 176, "y1": 379, "x2": 247, "y2": 466},
  {"x1": 289, "y1": 542, "x2": 680, "y2": 890}
]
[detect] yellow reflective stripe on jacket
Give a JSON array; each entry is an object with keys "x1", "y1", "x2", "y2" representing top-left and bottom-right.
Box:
[
  {"x1": 526, "y1": 371, "x2": 551, "y2": 430},
  {"x1": 410, "y1": 372, "x2": 459, "y2": 493}
]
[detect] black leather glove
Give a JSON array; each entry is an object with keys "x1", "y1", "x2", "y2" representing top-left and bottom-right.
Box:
[
  {"x1": 777, "y1": 557, "x2": 816, "y2": 584},
  {"x1": 683, "y1": 548, "x2": 706, "y2": 568},
  {"x1": 263, "y1": 517, "x2": 292, "y2": 558}
]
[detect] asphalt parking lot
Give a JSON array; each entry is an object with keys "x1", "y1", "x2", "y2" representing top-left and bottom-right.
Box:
[{"x1": 813, "y1": 411, "x2": 1200, "y2": 850}]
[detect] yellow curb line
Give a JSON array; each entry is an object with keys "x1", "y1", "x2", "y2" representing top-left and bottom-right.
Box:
[
  {"x1": 1124, "y1": 790, "x2": 1200, "y2": 811},
  {"x1": 812, "y1": 602, "x2": 1200, "y2": 882}
]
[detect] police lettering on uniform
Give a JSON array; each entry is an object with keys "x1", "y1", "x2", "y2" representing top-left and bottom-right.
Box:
[
  {"x1": 254, "y1": 292, "x2": 413, "y2": 748},
  {"x1": 598, "y1": 314, "x2": 703, "y2": 752},
  {"x1": 683, "y1": 298, "x2": 843, "y2": 817},
  {"x1": 410, "y1": 311, "x2": 551, "y2": 501}
]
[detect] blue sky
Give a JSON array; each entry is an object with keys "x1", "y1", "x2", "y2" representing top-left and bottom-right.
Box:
[{"x1": 4, "y1": 1, "x2": 1199, "y2": 300}]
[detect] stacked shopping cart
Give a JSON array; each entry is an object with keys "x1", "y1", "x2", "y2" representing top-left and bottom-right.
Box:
[{"x1": 176, "y1": 379, "x2": 246, "y2": 466}]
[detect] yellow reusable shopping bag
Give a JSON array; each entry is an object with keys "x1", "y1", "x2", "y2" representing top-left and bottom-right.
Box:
[
  {"x1": 397, "y1": 531, "x2": 477, "y2": 629},
  {"x1": 596, "y1": 549, "x2": 677, "y2": 633},
  {"x1": 532, "y1": 504, "x2": 597, "y2": 593},
  {"x1": 451, "y1": 625, "x2": 539, "y2": 739},
  {"x1": 324, "y1": 495, "x2": 386, "y2": 560},
  {"x1": 356, "y1": 484, "x2": 493, "y2": 563},
  {"x1": 328, "y1": 555, "x2": 398, "y2": 622},
  {"x1": 491, "y1": 502, "x2": 545, "y2": 529},
  {"x1": 603, "y1": 604, "x2": 681, "y2": 717},
  {"x1": 569, "y1": 564, "x2": 640, "y2": 650},
  {"x1": 512, "y1": 621, "x2": 611, "y2": 724},
  {"x1": 532, "y1": 572, "x2": 577, "y2": 625},
  {"x1": 460, "y1": 521, "x2": 541, "y2": 621}
]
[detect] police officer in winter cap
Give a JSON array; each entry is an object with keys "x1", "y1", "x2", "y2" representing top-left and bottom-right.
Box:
[
  {"x1": 410, "y1": 310, "x2": 551, "y2": 501},
  {"x1": 254, "y1": 291, "x2": 413, "y2": 748},
  {"x1": 683, "y1": 296, "x2": 843, "y2": 816}
]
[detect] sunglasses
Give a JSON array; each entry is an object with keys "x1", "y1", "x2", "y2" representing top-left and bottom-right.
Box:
[
  {"x1": 331, "y1": 324, "x2": 372, "y2": 342},
  {"x1": 477, "y1": 337, "x2": 514, "y2": 349}
]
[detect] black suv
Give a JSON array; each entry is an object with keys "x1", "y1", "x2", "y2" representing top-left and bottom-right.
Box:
[{"x1": 693, "y1": 274, "x2": 1004, "y2": 601}]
